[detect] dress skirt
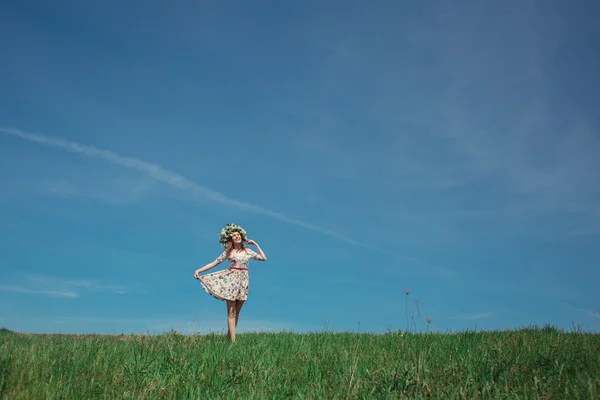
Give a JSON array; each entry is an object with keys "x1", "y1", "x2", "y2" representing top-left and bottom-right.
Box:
[{"x1": 198, "y1": 268, "x2": 249, "y2": 301}]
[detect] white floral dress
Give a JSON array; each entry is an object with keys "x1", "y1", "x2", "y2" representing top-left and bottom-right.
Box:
[{"x1": 198, "y1": 248, "x2": 262, "y2": 301}]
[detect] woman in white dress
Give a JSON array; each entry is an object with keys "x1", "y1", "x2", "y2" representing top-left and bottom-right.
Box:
[{"x1": 194, "y1": 224, "x2": 267, "y2": 342}]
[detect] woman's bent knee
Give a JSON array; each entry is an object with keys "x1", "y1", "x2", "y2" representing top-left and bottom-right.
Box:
[
  {"x1": 228, "y1": 307, "x2": 236, "y2": 319},
  {"x1": 226, "y1": 301, "x2": 236, "y2": 318}
]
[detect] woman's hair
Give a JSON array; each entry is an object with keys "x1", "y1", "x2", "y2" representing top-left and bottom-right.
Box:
[{"x1": 225, "y1": 234, "x2": 245, "y2": 258}]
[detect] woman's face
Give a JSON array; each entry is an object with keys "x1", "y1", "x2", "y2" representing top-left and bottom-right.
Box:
[{"x1": 230, "y1": 231, "x2": 243, "y2": 245}]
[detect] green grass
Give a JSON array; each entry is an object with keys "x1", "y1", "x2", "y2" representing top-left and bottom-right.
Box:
[{"x1": 1, "y1": 326, "x2": 599, "y2": 399}]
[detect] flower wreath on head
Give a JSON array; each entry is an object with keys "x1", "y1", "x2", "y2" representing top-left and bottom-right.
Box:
[{"x1": 218, "y1": 223, "x2": 247, "y2": 248}]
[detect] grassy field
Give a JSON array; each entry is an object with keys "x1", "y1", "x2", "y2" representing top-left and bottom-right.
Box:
[{"x1": 1, "y1": 326, "x2": 599, "y2": 399}]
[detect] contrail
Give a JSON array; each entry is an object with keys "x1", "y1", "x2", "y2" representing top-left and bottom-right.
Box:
[
  {"x1": 0, "y1": 127, "x2": 381, "y2": 251},
  {"x1": 1, "y1": 127, "x2": 459, "y2": 275}
]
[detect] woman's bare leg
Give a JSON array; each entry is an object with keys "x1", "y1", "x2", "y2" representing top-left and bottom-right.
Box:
[
  {"x1": 226, "y1": 300, "x2": 237, "y2": 341},
  {"x1": 235, "y1": 300, "x2": 245, "y2": 327}
]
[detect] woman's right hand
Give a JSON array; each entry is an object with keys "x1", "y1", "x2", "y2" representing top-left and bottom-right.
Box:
[{"x1": 194, "y1": 270, "x2": 201, "y2": 280}]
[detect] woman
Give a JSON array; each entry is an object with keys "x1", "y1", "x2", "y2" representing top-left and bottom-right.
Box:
[{"x1": 193, "y1": 224, "x2": 267, "y2": 342}]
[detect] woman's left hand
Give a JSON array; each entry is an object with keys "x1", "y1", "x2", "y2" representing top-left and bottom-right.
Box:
[{"x1": 246, "y1": 239, "x2": 257, "y2": 246}]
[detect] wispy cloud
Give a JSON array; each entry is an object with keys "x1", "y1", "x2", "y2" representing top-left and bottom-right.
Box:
[
  {"x1": 293, "y1": 2, "x2": 600, "y2": 243},
  {"x1": 263, "y1": 82, "x2": 598, "y2": 265},
  {"x1": 37, "y1": 315, "x2": 307, "y2": 335},
  {"x1": 48, "y1": 278, "x2": 129, "y2": 295},
  {"x1": 576, "y1": 308, "x2": 600, "y2": 319},
  {"x1": 42, "y1": 177, "x2": 155, "y2": 205},
  {"x1": 418, "y1": 6, "x2": 600, "y2": 224},
  {"x1": 450, "y1": 312, "x2": 493, "y2": 320},
  {"x1": 0, "y1": 274, "x2": 139, "y2": 298},
  {"x1": 0, "y1": 285, "x2": 78, "y2": 298},
  {"x1": 0, "y1": 127, "x2": 450, "y2": 277},
  {"x1": 0, "y1": 127, "x2": 368, "y2": 247}
]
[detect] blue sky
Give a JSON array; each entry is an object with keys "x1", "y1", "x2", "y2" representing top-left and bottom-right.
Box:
[{"x1": 1, "y1": 0, "x2": 599, "y2": 335}]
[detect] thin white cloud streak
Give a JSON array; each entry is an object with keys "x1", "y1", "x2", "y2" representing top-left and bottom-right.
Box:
[
  {"x1": 576, "y1": 308, "x2": 600, "y2": 319},
  {"x1": 0, "y1": 127, "x2": 400, "y2": 256},
  {"x1": 27, "y1": 274, "x2": 141, "y2": 295},
  {"x1": 0, "y1": 285, "x2": 79, "y2": 298},
  {"x1": 450, "y1": 312, "x2": 493, "y2": 320},
  {"x1": 345, "y1": 10, "x2": 600, "y2": 248},
  {"x1": 28, "y1": 315, "x2": 307, "y2": 335},
  {"x1": 42, "y1": 177, "x2": 156, "y2": 205},
  {"x1": 425, "y1": 6, "x2": 600, "y2": 220},
  {"x1": 59, "y1": 279, "x2": 128, "y2": 294},
  {"x1": 268, "y1": 10, "x2": 599, "y2": 253},
  {"x1": 0, "y1": 274, "x2": 137, "y2": 298},
  {"x1": 1, "y1": 127, "x2": 459, "y2": 278}
]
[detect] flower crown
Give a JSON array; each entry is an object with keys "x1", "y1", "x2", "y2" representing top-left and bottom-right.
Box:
[{"x1": 218, "y1": 223, "x2": 247, "y2": 248}]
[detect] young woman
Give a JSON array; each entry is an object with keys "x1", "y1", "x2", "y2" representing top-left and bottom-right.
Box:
[{"x1": 193, "y1": 224, "x2": 267, "y2": 342}]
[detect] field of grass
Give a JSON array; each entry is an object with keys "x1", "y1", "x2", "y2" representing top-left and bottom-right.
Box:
[{"x1": 1, "y1": 326, "x2": 599, "y2": 399}]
